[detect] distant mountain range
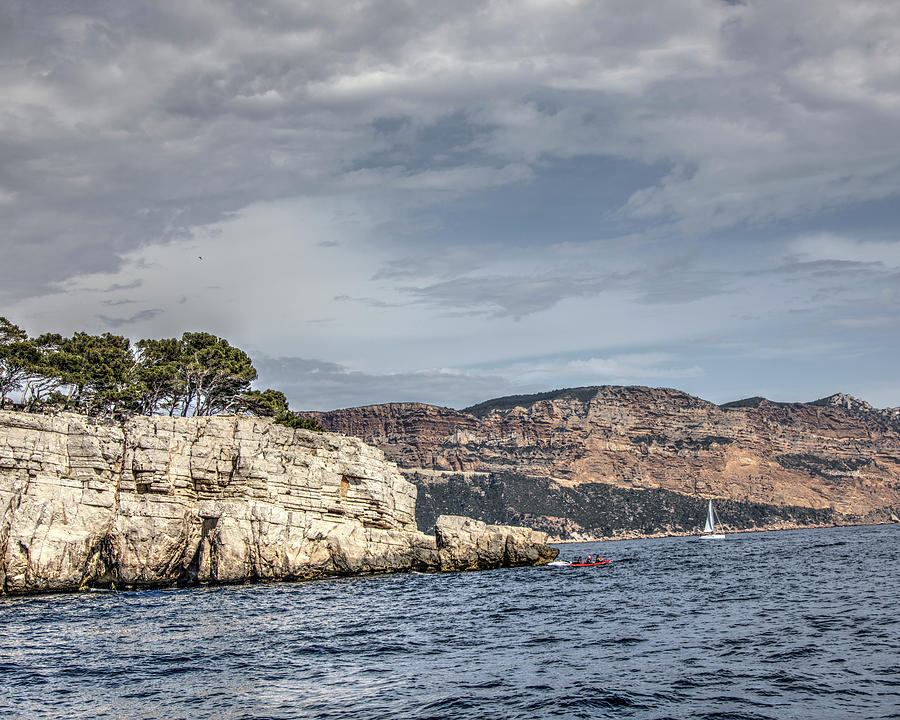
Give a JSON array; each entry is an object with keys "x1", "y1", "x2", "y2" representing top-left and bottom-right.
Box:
[{"x1": 309, "y1": 386, "x2": 900, "y2": 540}]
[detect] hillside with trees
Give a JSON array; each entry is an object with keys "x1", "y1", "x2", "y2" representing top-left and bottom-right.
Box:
[{"x1": 0, "y1": 316, "x2": 319, "y2": 430}]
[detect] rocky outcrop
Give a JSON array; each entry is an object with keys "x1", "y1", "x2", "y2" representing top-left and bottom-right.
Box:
[
  {"x1": 0, "y1": 411, "x2": 557, "y2": 595},
  {"x1": 310, "y1": 387, "x2": 900, "y2": 538},
  {"x1": 435, "y1": 515, "x2": 557, "y2": 570}
]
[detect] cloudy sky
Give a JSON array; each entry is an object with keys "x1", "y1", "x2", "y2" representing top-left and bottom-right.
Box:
[{"x1": 3, "y1": 0, "x2": 900, "y2": 410}]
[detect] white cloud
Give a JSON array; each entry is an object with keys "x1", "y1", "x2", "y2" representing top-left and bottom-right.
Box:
[
  {"x1": 496, "y1": 352, "x2": 704, "y2": 387},
  {"x1": 790, "y1": 234, "x2": 900, "y2": 268},
  {"x1": 566, "y1": 353, "x2": 704, "y2": 380}
]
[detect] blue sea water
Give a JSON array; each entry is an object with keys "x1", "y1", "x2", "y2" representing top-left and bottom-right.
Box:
[{"x1": 1, "y1": 524, "x2": 898, "y2": 720}]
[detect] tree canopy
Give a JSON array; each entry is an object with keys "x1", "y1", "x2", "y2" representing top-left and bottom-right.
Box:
[
  {"x1": 0, "y1": 317, "x2": 321, "y2": 430},
  {"x1": 0, "y1": 317, "x2": 34, "y2": 406}
]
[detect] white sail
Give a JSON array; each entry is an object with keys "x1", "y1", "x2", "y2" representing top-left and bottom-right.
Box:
[
  {"x1": 700, "y1": 500, "x2": 725, "y2": 538},
  {"x1": 703, "y1": 500, "x2": 715, "y2": 533}
]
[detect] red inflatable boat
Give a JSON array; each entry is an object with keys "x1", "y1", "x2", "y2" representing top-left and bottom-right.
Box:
[{"x1": 568, "y1": 559, "x2": 611, "y2": 567}]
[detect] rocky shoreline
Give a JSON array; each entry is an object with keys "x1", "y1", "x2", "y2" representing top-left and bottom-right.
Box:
[
  {"x1": 0, "y1": 411, "x2": 557, "y2": 596},
  {"x1": 549, "y1": 519, "x2": 898, "y2": 544}
]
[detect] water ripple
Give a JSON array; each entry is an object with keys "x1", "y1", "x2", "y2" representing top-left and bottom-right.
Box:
[{"x1": 1, "y1": 524, "x2": 898, "y2": 719}]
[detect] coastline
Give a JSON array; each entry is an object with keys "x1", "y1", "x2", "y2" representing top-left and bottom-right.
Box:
[
  {"x1": 0, "y1": 411, "x2": 557, "y2": 596},
  {"x1": 549, "y1": 519, "x2": 899, "y2": 544}
]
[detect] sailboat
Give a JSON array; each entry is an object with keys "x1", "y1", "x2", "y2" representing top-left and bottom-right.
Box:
[{"x1": 700, "y1": 499, "x2": 726, "y2": 539}]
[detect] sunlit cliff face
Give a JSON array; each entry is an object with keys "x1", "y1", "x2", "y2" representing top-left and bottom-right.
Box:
[
  {"x1": 0, "y1": 410, "x2": 557, "y2": 594},
  {"x1": 312, "y1": 387, "x2": 900, "y2": 521}
]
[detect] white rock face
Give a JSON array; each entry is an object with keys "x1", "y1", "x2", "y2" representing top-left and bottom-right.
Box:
[
  {"x1": 434, "y1": 515, "x2": 559, "y2": 570},
  {"x1": 0, "y1": 411, "x2": 556, "y2": 594}
]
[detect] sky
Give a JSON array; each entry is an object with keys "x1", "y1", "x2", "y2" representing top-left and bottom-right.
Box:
[{"x1": 2, "y1": 0, "x2": 900, "y2": 410}]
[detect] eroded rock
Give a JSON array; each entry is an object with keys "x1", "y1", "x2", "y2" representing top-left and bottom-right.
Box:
[
  {"x1": 435, "y1": 515, "x2": 558, "y2": 571},
  {"x1": 0, "y1": 411, "x2": 557, "y2": 595}
]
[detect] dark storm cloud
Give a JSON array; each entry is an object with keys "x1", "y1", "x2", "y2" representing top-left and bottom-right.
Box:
[
  {"x1": 4, "y1": 0, "x2": 900, "y2": 310},
  {"x1": 386, "y1": 242, "x2": 900, "y2": 318},
  {"x1": 633, "y1": 274, "x2": 731, "y2": 305},
  {"x1": 401, "y1": 265, "x2": 734, "y2": 316},
  {"x1": 355, "y1": 110, "x2": 495, "y2": 173},
  {"x1": 763, "y1": 258, "x2": 885, "y2": 278},
  {"x1": 372, "y1": 245, "x2": 493, "y2": 281},
  {"x1": 102, "y1": 280, "x2": 143, "y2": 293},
  {"x1": 97, "y1": 308, "x2": 163, "y2": 328},
  {"x1": 0, "y1": 0, "x2": 391, "y2": 297},
  {"x1": 400, "y1": 274, "x2": 615, "y2": 319},
  {"x1": 333, "y1": 294, "x2": 405, "y2": 309}
]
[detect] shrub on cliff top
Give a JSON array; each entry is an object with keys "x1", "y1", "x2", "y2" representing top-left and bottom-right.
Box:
[
  {"x1": 273, "y1": 412, "x2": 324, "y2": 432},
  {"x1": 238, "y1": 388, "x2": 323, "y2": 431}
]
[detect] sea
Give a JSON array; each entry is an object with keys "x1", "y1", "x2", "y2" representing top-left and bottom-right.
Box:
[{"x1": 1, "y1": 524, "x2": 898, "y2": 720}]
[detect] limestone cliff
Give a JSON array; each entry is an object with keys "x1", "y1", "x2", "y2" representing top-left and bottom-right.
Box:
[
  {"x1": 309, "y1": 387, "x2": 900, "y2": 538},
  {"x1": 0, "y1": 411, "x2": 557, "y2": 595}
]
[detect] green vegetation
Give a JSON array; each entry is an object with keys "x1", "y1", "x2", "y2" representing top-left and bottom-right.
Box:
[
  {"x1": 463, "y1": 386, "x2": 601, "y2": 417},
  {"x1": 0, "y1": 316, "x2": 321, "y2": 430},
  {"x1": 775, "y1": 453, "x2": 867, "y2": 476},
  {"x1": 410, "y1": 470, "x2": 844, "y2": 538},
  {"x1": 238, "y1": 388, "x2": 323, "y2": 430}
]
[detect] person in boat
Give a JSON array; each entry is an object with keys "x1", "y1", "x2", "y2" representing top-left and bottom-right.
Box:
[{"x1": 573, "y1": 556, "x2": 582, "y2": 564}]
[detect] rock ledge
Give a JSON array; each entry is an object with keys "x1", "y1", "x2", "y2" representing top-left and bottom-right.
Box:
[{"x1": 0, "y1": 411, "x2": 557, "y2": 595}]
